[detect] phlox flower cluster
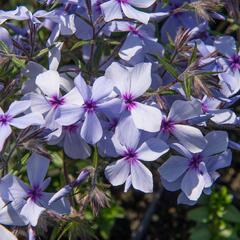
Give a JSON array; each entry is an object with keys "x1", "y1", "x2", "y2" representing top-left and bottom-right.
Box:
[{"x1": 0, "y1": 0, "x2": 238, "y2": 239}]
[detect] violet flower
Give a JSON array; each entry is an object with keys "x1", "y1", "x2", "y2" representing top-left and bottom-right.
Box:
[
  {"x1": 100, "y1": 0, "x2": 157, "y2": 24},
  {"x1": 159, "y1": 131, "x2": 232, "y2": 204},
  {"x1": 105, "y1": 116, "x2": 169, "y2": 193},
  {"x1": 0, "y1": 153, "x2": 70, "y2": 227},
  {"x1": 0, "y1": 101, "x2": 44, "y2": 151}
]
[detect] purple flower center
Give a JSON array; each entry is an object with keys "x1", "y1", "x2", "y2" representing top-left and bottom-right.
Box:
[
  {"x1": 128, "y1": 25, "x2": 140, "y2": 35},
  {"x1": 116, "y1": 0, "x2": 128, "y2": 4},
  {"x1": 49, "y1": 95, "x2": 65, "y2": 109},
  {"x1": 63, "y1": 124, "x2": 78, "y2": 133},
  {"x1": 201, "y1": 102, "x2": 208, "y2": 113},
  {"x1": 27, "y1": 185, "x2": 43, "y2": 202},
  {"x1": 188, "y1": 154, "x2": 203, "y2": 170},
  {"x1": 83, "y1": 99, "x2": 97, "y2": 113},
  {"x1": 161, "y1": 118, "x2": 175, "y2": 133},
  {"x1": 124, "y1": 148, "x2": 138, "y2": 164},
  {"x1": 122, "y1": 93, "x2": 136, "y2": 111},
  {"x1": 228, "y1": 54, "x2": 240, "y2": 71},
  {"x1": 0, "y1": 114, "x2": 12, "y2": 126}
]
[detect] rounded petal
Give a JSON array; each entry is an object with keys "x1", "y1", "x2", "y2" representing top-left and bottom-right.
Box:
[
  {"x1": 121, "y1": 3, "x2": 150, "y2": 24},
  {"x1": 214, "y1": 36, "x2": 236, "y2": 57},
  {"x1": 20, "y1": 199, "x2": 45, "y2": 226},
  {"x1": 74, "y1": 74, "x2": 91, "y2": 101},
  {"x1": 100, "y1": 0, "x2": 123, "y2": 22},
  {"x1": 136, "y1": 138, "x2": 169, "y2": 161},
  {"x1": 129, "y1": 63, "x2": 152, "y2": 98},
  {"x1": 131, "y1": 160, "x2": 153, "y2": 193},
  {"x1": 92, "y1": 77, "x2": 113, "y2": 102},
  {"x1": 202, "y1": 131, "x2": 228, "y2": 157},
  {"x1": 159, "y1": 156, "x2": 189, "y2": 182},
  {"x1": 172, "y1": 124, "x2": 207, "y2": 153},
  {"x1": 181, "y1": 169, "x2": 205, "y2": 201},
  {"x1": 128, "y1": 0, "x2": 156, "y2": 8},
  {"x1": 81, "y1": 112, "x2": 102, "y2": 144},
  {"x1": 105, "y1": 158, "x2": 130, "y2": 186},
  {"x1": 27, "y1": 153, "x2": 50, "y2": 187},
  {"x1": 36, "y1": 70, "x2": 61, "y2": 97},
  {"x1": 0, "y1": 125, "x2": 12, "y2": 152},
  {"x1": 10, "y1": 113, "x2": 45, "y2": 129},
  {"x1": 131, "y1": 103, "x2": 162, "y2": 132},
  {"x1": 7, "y1": 101, "x2": 31, "y2": 117}
]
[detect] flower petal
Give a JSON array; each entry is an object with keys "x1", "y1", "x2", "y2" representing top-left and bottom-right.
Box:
[
  {"x1": 159, "y1": 156, "x2": 189, "y2": 182},
  {"x1": 105, "y1": 158, "x2": 130, "y2": 186},
  {"x1": 131, "y1": 160, "x2": 153, "y2": 193},
  {"x1": 27, "y1": 153, "x2": 50, "y2": 187},
  {"x1": 36, "y1": 70, "x2": 61, "y2": 97},
  {"x1": 136, "y1": 138, "x2": 169, "y2": 161},
  {"x1": 100, "y1": 0, "x2": 123, "y2": 22},
  {"x1": 81, "y1": 112, "x2": 102, "y2": 144},
  {"x1": 0, "y1": 125, "x2": 12, "y2": 152},
  {"x1": 131, "y1": 102, "x2": 162, "y2": 132},
  {"x1": 181, "y1": 169, "x2": 205, "y2": 201},
  {"x1": 7, "y1": 101, "x2": 31, "y2": 117},
  {"x1": 129, "y1": 63, "x2": 152, "y2": 98},
  {"x1": 92, "y1": 77, "x2": 113, "y2": 102},
  {"x1": 20, "y1": 199, "x2": 45, "y2": 226},
  {"x1": 172, "y1": 124, "x2": 207, "y2": 153},
  {"x1": 74, "y1": 74, "x2": 91, "y2": 101}
]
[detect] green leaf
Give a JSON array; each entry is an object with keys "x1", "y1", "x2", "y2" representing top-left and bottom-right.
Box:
[
  {"x1": 0, "y1": 40, "x2": 9, "y2": 54},
  {"x1": 189, "y1": 42, "x2": 198, "y2": 64},
  {"x1": 35, "y1": 47, "x2": 49, "y2": 58},
  {"x1": 223, "y1": 205, "x2": 240, "y2": 223},
  {"x1": 187, "y1": 207, "x2": 209, "y2": 223},
  {"x1": 12, "y1": 57, "x2": 26, "y2": 68},
  {"x1": 71, "y1": 40, "x2": 94, "y2": 51},
  {"x1": 159, "y1": 89, "x2": 178, "y2": 95},
  {"x1": 158, "y1": 57, "x2": 178, "y2": 78},
  {"x1": 190, "y1": 226, "x2": 211, "y2": 240},
  {"x1": 183, "y1": 76, "x2": 192, "y2": 98}
]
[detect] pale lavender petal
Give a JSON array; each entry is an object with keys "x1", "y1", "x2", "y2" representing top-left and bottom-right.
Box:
[
  {"x1": 136, "y1": 138, "x2": 169, "y2": 161},
  {"x1": 160, "y1": 176, "x2": 182, "y2": 192},
  {"x1": 20, "y1": 199, "x2": 45, "y2": 226},
  {"x1": 115, "y1": 114, "x2": 140, "y2": 149},
  {"x1": 169, "y1": 143, "x2": 192, "y2": 158},
  {"x1": 124, "y1": 175, "x2": 132, "y2": 192},
  {"x1": 25, "y1": 93, "x2": 50, "y2": 114},
  {"x1": 92, "y1": 77, "x2": 113, "y2": 102},
  {"x1": 105, "y1": 158, "x2": 130, "y2": 186},
  {"x1": 202, "y1": 131, "x2": 228, "y2": 157},
  {"x1": 10, "y1": 113, "x2": 45, "y2": 129},
  {"x1": 131, "y1": 160, "x2": 153, "y2": 193},
  {"x1": 129, "y1": 63, "x2": 152, "y2": 98},
  {"x1": 0, "y1": 125, "x2": 12, "y2": 152},
  {"x1": 74, "y1": 74, "x2": 91, "y2": 101},
  {"x1": 101, "y1": 0, "x2": 123, "y2": 22},
  {"x1": 121, "y1": 3, "x2": 150, "y2": 24},
  {"x1": 27, "y1": 153, "x2": 50, "y2": 187},
  {"x1": 168, "y1": 100, "x2": 202, "y2": 122},
  {"x1": 214, "y1": 36, "x2": 236, "y2": 57},
  {"x1": 172, "y1": 124, "x2": 207, "y2": 153},
  {"x1": 57, "y1": 105, "x2": 84, "y2": 126},
  {"x1": 0, "y1": 224, "x2": 19, "y2": 239},
  {"x1": 181, "y1": 169, "x2": 205, "y2": 201},
  {"x1": 158, "y1": 156, "x2": 189, "y2": 182},
  {"x1": 177, "y1": 192, "x2": 197, "y2": 206},
  {"x1": 81, "y1": 112, "x2": 102, "y2": 144},
  {"x1": 7, "y1": 101, "x2": 31, "y2": 117},
  {"x1": 131, "y1": 103, "x2": 162, "y2": 132},
  {"x1": 36, "y1": 70, "x2": 61, "y2": 97},
  {"x1": 63, "y1": 87, "x2": 84, "y2": 105},
  {"x1": 128, "y1": 0, "x2": 156, "y2": 8}
]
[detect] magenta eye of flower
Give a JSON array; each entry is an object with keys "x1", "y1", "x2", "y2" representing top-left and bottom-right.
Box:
[
  {"x1": 116, "y1": 0, "x2": 128, "y2": 3},
  {"x1": 229, "y1": 54, "x2": 240, "y2": 70},
  {"x1": 27, "y1": 185, "x2": 43, "y2": 202},
  {"x1": 124, "y1": 148, "x2": 138, "y2": 164},
  {"x1": 83, "y1": 99, "x2": 97, "y2": 112},
  {"x1": 161, "y1": 118, "x2": 175, "y2": 133},
  {"x1": 49, "y1": 95, "x2": 65, "y2": 109},
  {"x1": 201, "y1": 102, "x2": 208, "y2": 113},
  {"x1": 122, "y1": 93, "x2": 136, "y2": 111},
  {"x1": 188, "y1": 154, "x2": 203, "y2": 170},
  {"x1": 0, "y1": 114, "x2": 12, "y2": 125},
  {"x1": 128, "y1": 25, "x2": 139, "y2": 35},
  {"x1": 63, "y1": 124, "x2": 78, "y2": 133}
]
